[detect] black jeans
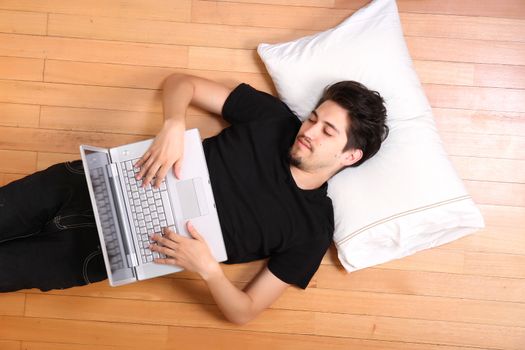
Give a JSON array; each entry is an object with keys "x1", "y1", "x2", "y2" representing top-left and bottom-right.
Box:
[{"x1": 0, "y1": 160, "x2": 107, "y2": 292}]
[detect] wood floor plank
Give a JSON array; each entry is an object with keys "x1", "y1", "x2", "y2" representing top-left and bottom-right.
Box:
[
  {"x1": 0, "y1": 102, "x2": 40, "y2": 128},
  {"x1": 39, "y1": 106, "x2": 228, "y2": 141},
  {"x1": 439, "y1": 132, "x2": 525, "y2": 159},
  {"x1": 0, "y1": 80, "x2": 162, "y2": 113},
  {"x1": 374, "y1": 248, "x2": 525, "y2": 279},
  {"x1": 0, "y1": 33, "x2": 45, "y2": 59},
  {"x1": 36, "y1": 152, "x2": 79, "y2": 171},
  {"x1": 192, "y1": 0, "x2": 349, "y2": 31},
  {"x1": 317, "y1": 266, "x2": 525, "y2": 303},
  {"x1": 22, "y1": 330, "x2": 481, "y2": 350},
  {"x1": 400, "y1": 12, "x2": 525, "y2": 42},
  {"x1": 0, "y1": 56, "x2": 43, "y2": 81},
  {"x1": 23, "y1": 294, "x2": 525, "y2": 349},
  {"x1": 407, "y1": 36, "x2": 525, "y2": 66},
  {"x1": 463, "y1": 251, "x2": 525, "y2": 279},
  {"x1": 0, "y1": 0, "x2": 191, "y2": 22},
  {"x1": 393, "y1": 0, "x2": 525, "y2": 19},
  {"x1": 415, "y1": 60, "x2": 525, "y2": 89},
  {"x1": 189, "y1": 46, "x2": 263, "y2": 73},
  {"x1": 425, "y1": 84, "x2": 525, "y2": 113},
  {"x1": 0, "y1": 172, "x2": 24, "y2": 186},
  {"x1": 460, "y1": 204, "x2": 525, "y2": 253},
  {"x1": 415, "y1": 60, "x2": 474, "y2": 86},
  {"x1": 334, "y1": 0, "x2": 525, "y2": 19},
  {"x1": 0, "y1": 315, "x2": 169, "y2": 348},
  {"x1": 314, "y1": 312, "x2": 525, "y2": 350},
  {"x1": 433, "y1": 108, "x2": 525, "y2": 137},
  {"x1": 0, "y1": 126, "x2": 144, "y2": 153},
  {"x1": 195, "y1": 0, "x2": 525, "y2": 34},
  {"x1": 459, "y1": 225, "x2": 524, "y2": 255},
  {"x1": 0, "y1": 340, "x2": 20, "y2": 350},
  {"x1": 48, "y1": 13, "x2": 315, "y2": 50},
  {"x1": 0, "y1": 33, "x2": 189, "y2": 67},
  {"x1": 169, "y1": 325, "x2": 478, "y2": 350},
  {"x1": 40, "y1": 106, "x2": 165, "y2": 136},
  {"x1": 43, "y1": 60, "x2": 271, "y2": 91},
  {"x1": 0, "y1": 293, "x2": 25, "y2": 316},
  {"x1": 449, "y1": 156, "x2": 525, "y2": 183},
  {"x1": 23, "y1": 342, "x2": 146, "y2": 350},
  {"x1": 465, "y1": 180, "x2": 525, "y2": 207},
  {"x1": 26, "y1": 274, "x2": 525, "y2": 328},
  {"x1": 0, "y1": 9, "x2": 47, "y2": 35},
  {"x1": 23, "y1": 293, "x2": 308, "y2": 331},
  {"x1": 0, "y1": 150, "x2": 37, "y2": 173},
  {"x1": 475, "y1": 63, "x2": 525, "y2": 90}
]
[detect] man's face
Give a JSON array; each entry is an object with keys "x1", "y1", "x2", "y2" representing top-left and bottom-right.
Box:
[{"x1": 289, "y1": 100, "x2": 359, "y2": 173}]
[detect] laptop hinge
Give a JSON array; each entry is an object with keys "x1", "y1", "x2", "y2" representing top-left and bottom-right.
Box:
[{"x1": 106, "y1": 163, "x2": 139, "y2": 268}]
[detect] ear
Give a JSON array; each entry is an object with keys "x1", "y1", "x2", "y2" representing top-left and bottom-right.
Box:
[{"x1": 340, "y1": 148, "x2": 363, "y2": 167}]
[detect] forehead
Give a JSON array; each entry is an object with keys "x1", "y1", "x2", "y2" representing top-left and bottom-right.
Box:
[{"x1": 313, "y1": 100, "x2": 350, "y2": 133}]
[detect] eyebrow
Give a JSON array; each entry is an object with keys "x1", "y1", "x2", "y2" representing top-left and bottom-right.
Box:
[{"x1": 312, "y1": 110, "x2": 340, "y2": 134}]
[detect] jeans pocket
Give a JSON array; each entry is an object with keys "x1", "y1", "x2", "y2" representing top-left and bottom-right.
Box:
[
  {"x1": 83, "y1": 249, "x2": 106, "y2": 284},
  {"x1": 53, "y1": 210, "x2": 96, "y2": 230},
  {"x1": 64, "y1": 160, "x2": 85, "y2": 175}
]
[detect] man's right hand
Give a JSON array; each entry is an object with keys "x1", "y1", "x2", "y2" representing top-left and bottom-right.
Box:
[
  {"x1": 134, "y1": 119, "x2": 185, "y2": 188},
  {"x1": 133, "y1": 72, "x2": 232, "y2": 188}
]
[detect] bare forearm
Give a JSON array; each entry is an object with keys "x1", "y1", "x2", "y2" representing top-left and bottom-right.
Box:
[
  {"x1": 161, "y1": 74, "x2": 194, "y2": 126},
  {"x1": 203, "y1": 266, "x2": 255, "y2": 325},
  {"x1": 150, "y1": 225, "x2": 287, "y2": 325}
]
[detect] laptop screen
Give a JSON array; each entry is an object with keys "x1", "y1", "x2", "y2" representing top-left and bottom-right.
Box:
[{"x1": 83, "y1": 148, "x2": 136, "y2": 284}]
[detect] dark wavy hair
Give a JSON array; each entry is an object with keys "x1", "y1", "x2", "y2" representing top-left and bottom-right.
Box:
[{"x1": 315, "y1": 81, "x2": 389, "y2": 168}]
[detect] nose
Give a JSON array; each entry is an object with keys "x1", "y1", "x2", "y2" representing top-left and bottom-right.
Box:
[{"x1": 303, "y1": 121, "x2": 322, "y2": 139}]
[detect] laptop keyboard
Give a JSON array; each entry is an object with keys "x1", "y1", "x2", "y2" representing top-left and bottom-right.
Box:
[
  {"x1": 91, "y1": 167, "x2": 125, "y2": 271},
  {"x1": 121, "y1": 159, "x2": 173, "y2": 264}
]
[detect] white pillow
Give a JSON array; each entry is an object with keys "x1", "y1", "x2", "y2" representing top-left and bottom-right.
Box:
[{"x1": 257, "y1": 0, "x2": 485, "y2": 272}]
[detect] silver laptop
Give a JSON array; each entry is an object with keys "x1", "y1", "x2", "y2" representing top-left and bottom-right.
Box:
[{"x1": 79, "y1": 128, "x2": 227, "y2": 286}]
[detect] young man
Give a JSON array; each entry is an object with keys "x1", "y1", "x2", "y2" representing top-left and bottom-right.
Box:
[{"x1": 0, "y1": 73, "x2": 389, "y2": 325}]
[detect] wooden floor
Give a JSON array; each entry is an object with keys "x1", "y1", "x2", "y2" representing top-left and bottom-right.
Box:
[{"x1": 1, "y1": 0, "x2": 524, "y2": 349}]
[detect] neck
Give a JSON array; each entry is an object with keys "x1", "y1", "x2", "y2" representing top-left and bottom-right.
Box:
[{"x1": 289, "y1": 165, "x2": 333, "y2": 190}]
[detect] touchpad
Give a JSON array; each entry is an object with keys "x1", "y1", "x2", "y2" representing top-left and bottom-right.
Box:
[{"x1": 176, "y1": 178, "x2": 209, "y2": 220}]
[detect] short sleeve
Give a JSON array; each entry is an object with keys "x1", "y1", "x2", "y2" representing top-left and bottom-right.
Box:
[
  {"x1": 267, "y1": 236, "x2": 331, "y2": 289},
  {"x1": 221, "y1": 83, "x2": 299, "y2": 125}
]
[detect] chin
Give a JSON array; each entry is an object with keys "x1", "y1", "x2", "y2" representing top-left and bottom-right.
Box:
[{"x1": 287, "y1": 150, "x2": 302, "y2": 168}]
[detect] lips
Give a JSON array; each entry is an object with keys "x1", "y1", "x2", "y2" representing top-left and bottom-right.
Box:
[{"x1": 297, "y1": 137, "x2": 312, "y2": 151}]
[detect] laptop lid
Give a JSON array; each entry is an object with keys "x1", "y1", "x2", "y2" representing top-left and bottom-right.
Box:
[{"x1": 80, "y1": 145, "x2": 136, "y2": 286}]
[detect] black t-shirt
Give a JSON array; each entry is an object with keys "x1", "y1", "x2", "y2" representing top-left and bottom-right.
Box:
[{"x1": 202, "y1": 83, "x2": 334, "y2": 289}]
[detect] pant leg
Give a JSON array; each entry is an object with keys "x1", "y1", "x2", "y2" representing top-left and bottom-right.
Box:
[
  {"x1": 0, "y1": 160, "x2": 107, "y2": 292},
  {"x1": 0, "y1": 162, "x2": 71, "y2": 244}
]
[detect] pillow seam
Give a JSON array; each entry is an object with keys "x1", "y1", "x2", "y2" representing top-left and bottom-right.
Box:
[{"x1": 335, "y1": 194, "x2": 473, "y2": 247}]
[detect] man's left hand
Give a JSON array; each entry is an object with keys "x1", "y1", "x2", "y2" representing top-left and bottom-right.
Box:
[{"x1": 149, "y1": 221, "x2": 221, "y2": 280}]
